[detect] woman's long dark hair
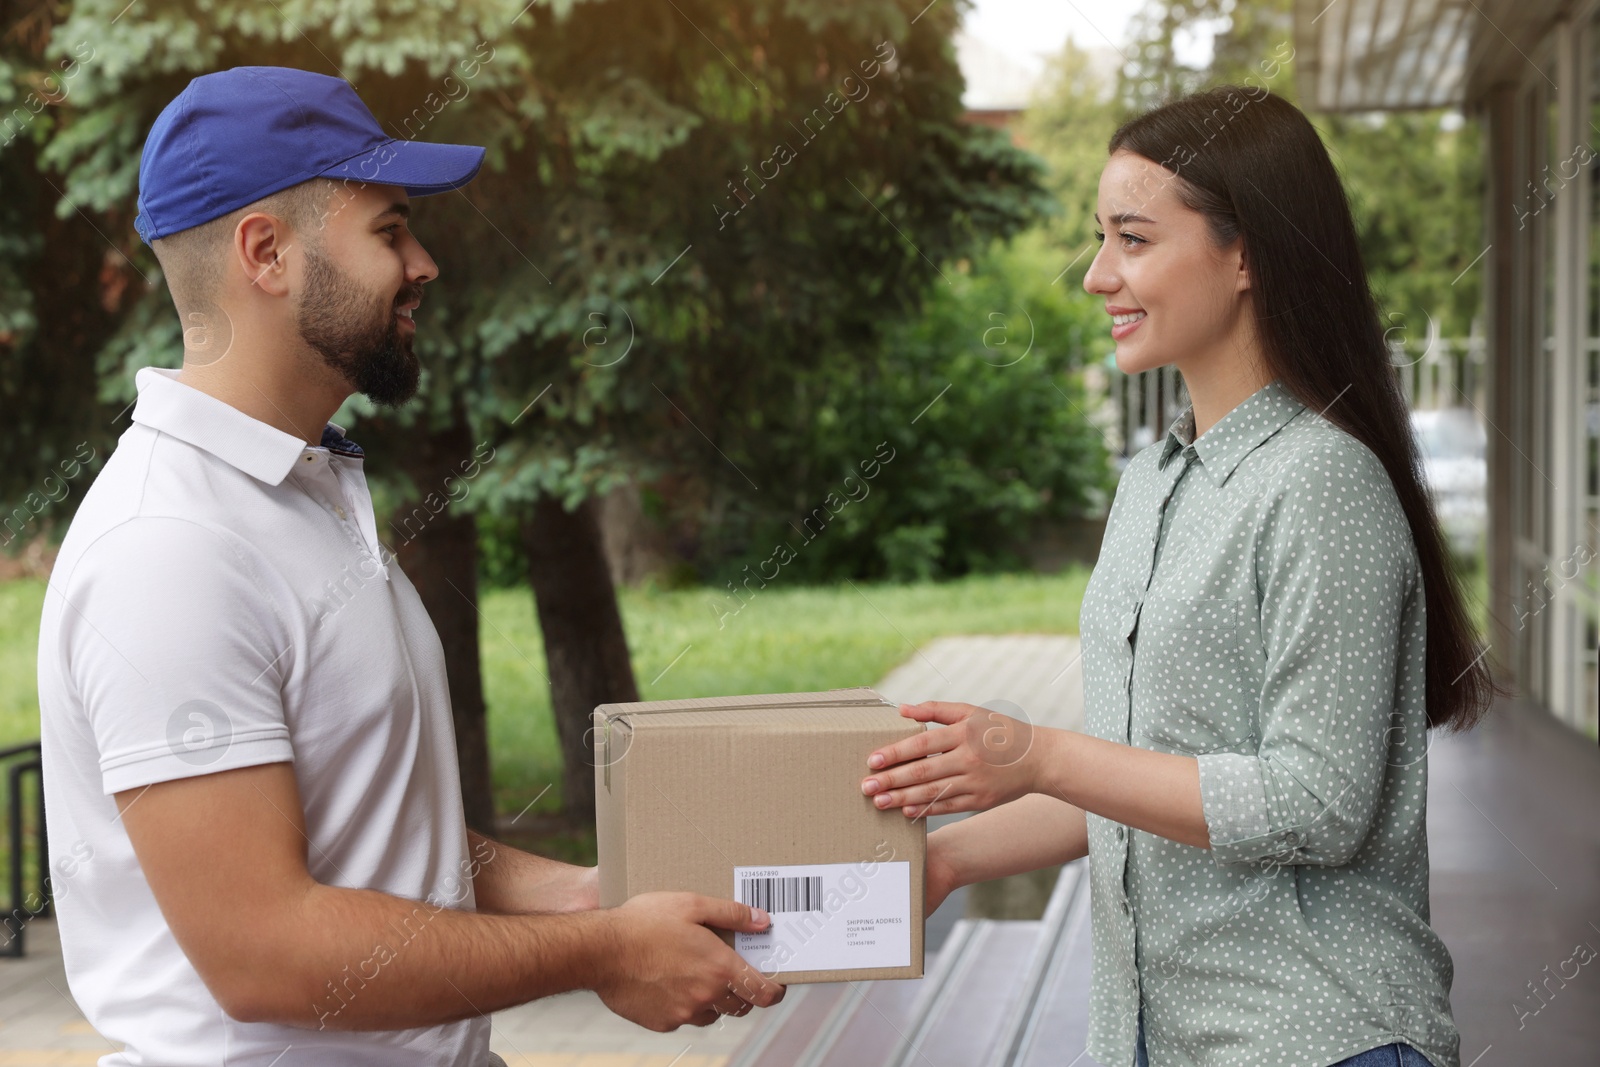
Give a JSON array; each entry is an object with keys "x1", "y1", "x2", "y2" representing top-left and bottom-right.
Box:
[{"x1": 1110, "y1": 86, "x2": 1502, "y2": 733}]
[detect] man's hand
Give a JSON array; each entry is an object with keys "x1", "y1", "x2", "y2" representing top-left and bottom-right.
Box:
[
  {"x1": 860, "y1": 701, "x2": 1042, "y2": 818},
  {"x1": 112, "y1": 763, "x2": 784, "y2": 1031},
  {"x1": 595, "y1": 892, "x2": 786, "y2": 1031}
]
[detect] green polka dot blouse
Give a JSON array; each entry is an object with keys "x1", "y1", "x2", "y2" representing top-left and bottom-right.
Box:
[{"x1": 1079, "y1": 377, "x2": 1458, "y2": 1067}]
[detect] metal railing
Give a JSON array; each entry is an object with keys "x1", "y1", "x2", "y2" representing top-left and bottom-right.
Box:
[
  {"x1": 1, "y1": 740, "x2": 47, "y2": 959},
  {"x1": 1093, "y1": 331, "x2": 1489, "y2": 465}
]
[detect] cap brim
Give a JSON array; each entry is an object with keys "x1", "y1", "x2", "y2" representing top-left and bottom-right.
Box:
[{"x1": 319, "y1": 138, "x2": 486, "y2": 196}]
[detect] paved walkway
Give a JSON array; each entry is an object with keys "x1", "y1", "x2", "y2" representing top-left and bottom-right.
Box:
[
  {"x1": 0, "y1": 915, "x2": 105, "y2": 1063},
  {"x1": 4, "y1": 633, "x2": 1597, "y2": 1065},
  {"x1": 873, "y1": 633, "x2": 1085, "y2": 731}
]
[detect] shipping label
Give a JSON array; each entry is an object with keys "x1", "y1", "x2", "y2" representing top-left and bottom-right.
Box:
[{"x1": 732, "y1": 860, "x2": 911, "y2": 973}]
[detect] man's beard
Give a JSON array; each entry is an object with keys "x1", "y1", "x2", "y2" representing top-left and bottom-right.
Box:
[{"x1": 295, "y1": 245, "x2": 420, "y2": 406}]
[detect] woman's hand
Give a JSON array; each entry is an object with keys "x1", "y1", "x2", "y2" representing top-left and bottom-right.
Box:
[{"x1": 860, "y1": 701, "x2": 1042, "y2": 818}]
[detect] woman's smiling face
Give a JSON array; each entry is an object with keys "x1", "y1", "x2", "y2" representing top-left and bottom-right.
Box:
[{"x1": 1082, "y1": 149, "x2": 1251, "y2": 377}]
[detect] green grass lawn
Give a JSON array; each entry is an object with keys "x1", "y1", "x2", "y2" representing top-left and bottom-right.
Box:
[
  {"x1": 0, "y1": 545, "x2": 1533, "y2": 891},
  {"x1": 481, "y1": 568, "x2": 1089, "y2": 819},
  {"x1": 0, "y1": 542, "x2": 1508, "y2": 823},
  {"x1": 0, "y1": 578, "x2": 46, "y2": 753},
  {"x1": 1, "y1": 568, "x2": 1092, "y2": 823}
]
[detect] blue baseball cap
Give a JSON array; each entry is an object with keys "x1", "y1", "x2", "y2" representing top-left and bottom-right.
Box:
[{"x1": 134, "y1": 66, "x2": 487, "y2": 244}]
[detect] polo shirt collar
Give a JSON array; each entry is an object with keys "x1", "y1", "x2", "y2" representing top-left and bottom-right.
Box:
[
  {"x1": 130, "y1": 366, "x2": 363, "y2": 486},
  {"x1": 1157, "y1": 377, "x2": 1305, "y2": 487}
]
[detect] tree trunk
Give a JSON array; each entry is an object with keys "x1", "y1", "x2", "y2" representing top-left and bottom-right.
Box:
[
  {"x1": 386, "y1": 417, "x2": 498, "y2": 835},
  {"x1": 520, "y1": 495, "x2": 639, "y2": 826}
]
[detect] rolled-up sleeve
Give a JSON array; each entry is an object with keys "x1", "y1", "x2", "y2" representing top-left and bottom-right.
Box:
[{"x1": 1198, "y1": 444, "x2": 1417, "y2": 868}]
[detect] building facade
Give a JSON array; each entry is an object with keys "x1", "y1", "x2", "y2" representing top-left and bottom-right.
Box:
[{"x1": 1294, "y1": 0, "x2": 1600, "y2": 736}]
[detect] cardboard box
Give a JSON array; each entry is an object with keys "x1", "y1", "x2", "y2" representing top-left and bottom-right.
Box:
[{"x1": 593, "y1": 687, "x2": 925, "y2": 983}]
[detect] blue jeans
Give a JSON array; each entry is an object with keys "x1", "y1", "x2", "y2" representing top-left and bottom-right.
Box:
[
  {"x1": 1134, "y1": 1016, "x2": 1431, "y2": 1066},
  {"x1": 1328, "y1": 1046, "x2": 1434, "y2": 1067}
]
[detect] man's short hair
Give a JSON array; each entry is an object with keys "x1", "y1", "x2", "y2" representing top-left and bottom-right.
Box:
[{"x1": 150, "y1": 177, "x2": 338, "y2": 319}]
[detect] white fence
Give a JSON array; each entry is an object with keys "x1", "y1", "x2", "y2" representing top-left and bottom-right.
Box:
[{"x1": 1092, "y1": 329, "x2": 1487, "y2": 462}]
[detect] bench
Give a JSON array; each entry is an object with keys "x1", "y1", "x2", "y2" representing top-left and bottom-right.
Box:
[{"x1": 727, "y1": 857, "x2": 1102, "y2": 1067}]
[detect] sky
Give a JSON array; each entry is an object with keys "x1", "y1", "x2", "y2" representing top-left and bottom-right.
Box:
[{"x1": 962, "y1": 0, "x2": 1220, "y2": 69}]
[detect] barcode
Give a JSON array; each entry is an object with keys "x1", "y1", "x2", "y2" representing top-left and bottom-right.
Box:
[{"x1": 740, "y1": 875, "x2": 823, "y2": 913}]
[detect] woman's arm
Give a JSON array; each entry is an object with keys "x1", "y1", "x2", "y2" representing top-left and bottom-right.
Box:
[
  {"x1": 875, "y1": 447, "x2": 1420, "y2": 869},
  {"x1": 927, "y1": 793, "x2": 1089, "y2": 912},
  {"x1": 1033, "y1": 728, "x2": 1209, "y2": 848},
  {"x1": 863, "y1": 703, "x2": 1210, "y2": 849}
]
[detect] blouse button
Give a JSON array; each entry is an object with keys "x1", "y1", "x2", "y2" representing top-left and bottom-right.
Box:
[{"x1": 334, "y1": 504, "x2": 347, "y2": 520}]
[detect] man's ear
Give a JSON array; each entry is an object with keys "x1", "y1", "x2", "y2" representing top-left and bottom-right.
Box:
[{"x1": 233, "y1": 212, "x2": 295, "y2": 298}]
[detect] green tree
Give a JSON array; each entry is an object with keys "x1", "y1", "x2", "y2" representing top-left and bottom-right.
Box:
[
  {"x1": 20, "y1": 0, "x2": 1046, "y2": 827},
  {"x1": 0, "y1": 0, "x2": 120, "y2": 549},
  {"x1": 1320, "y1": 112, "x2": 1483, "y2": 341},
  {"x1": 1020, "y1": 39, "x2": 1123, "y2": 283},
  {"x1": 1094, "y1": 0, "x2": 1484, "y2": 341},
  {"x1": 694, "y1": 229, "x2": 1116, "y2": 591}
]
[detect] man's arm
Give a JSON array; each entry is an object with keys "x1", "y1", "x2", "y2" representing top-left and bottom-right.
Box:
[
  {"x1": 466, "y1": 829, "x2": 599, "y2": 915},
  {"x1": 116, "y1": 762, "x2": 783, "y2": 1033}
]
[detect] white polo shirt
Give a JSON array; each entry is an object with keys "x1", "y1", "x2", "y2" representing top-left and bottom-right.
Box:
[{"x1": 37, "y1": 366, "x2": 490, "y2": 1065}]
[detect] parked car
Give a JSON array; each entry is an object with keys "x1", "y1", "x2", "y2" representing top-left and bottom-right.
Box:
[{"x1": 1410, "y1": 407, "x2": 1488, "y2": 557}]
